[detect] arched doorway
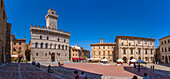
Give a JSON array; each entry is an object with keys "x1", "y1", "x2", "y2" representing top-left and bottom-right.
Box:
[
  {"x1": 165, "y1": 56, "x2": 168, "y2": 63},
  {"x1": 123, "y1": 57, "x2": 127, "y2": 63},
  {"x1": 51, "y1": 53, "x2": 55, "y2": 62},
  {"x1": 130, "y1": 57, "x2": 134, "y2": 60},
  {"x1": 25, "y1": 50, "x2": 31, "y2": 61}
]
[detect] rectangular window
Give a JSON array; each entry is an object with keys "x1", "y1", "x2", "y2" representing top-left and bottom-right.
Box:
[
  {"x1": 145, "y1": 50, "x2": 147, "y2": 54},
  {"x1": 138, "y1": 50, "x2": 140, "y2": 54},
  {"x1": 151, "y1": 50, "x2": 152, "y2": 54},
  {"x1": 123, "y1": 50, "x2": 126, "y2": 54},
  {"x1": 131, "y1": 50, "x2": 133, "y2": 54},
  {"x1": 103, "y1": 51, "x2": 105, "y2": 55},
  {"x1": 162, "y1": 56, "x2": 164, "y2": 60},
  {"x1": 19, "y1": 42, "x2": 21, "y2": 45},
  {"x1": 108, "y1": 51, "x2": 110, "y2": 55},
  {"x1": 165, "y1": 41, "x2": 166, "y2": 44},
  {"x1": 103, "y1": 47, "x2": 105, "y2": 49}
]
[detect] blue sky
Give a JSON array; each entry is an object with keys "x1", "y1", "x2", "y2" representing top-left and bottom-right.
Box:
[{"x1": 5, "y1": 0, "x2": 170, "y2": 52}]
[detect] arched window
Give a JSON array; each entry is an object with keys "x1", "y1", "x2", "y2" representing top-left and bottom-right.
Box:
[
  {"x1": 40, "y1": 43, "x2": 43, "y2": 48},
  {"x1": 58, "y1": 44, "x2": 60, "y2": 49},
  {"x1": 54, "y1": 44, "x2": 56, "y2": 49},
  {"x1": 65, "y1": 45, "x2": 67, "y2": 50},
  {"x1": 50, "y1": 44, "x2": 52, "y2": 49},
  {"x1": 45, "y1": 53, "x2": 47, "y2": 56},
  {"x1": 47, "y1": 36, "x2": 49, "y2": 40},
  {"x1": 36, "y1": 53, "x2": 38, "y2": 56},
  {"x1": 45, "y1": 43, "x2": 48, "y2": 48},
  {"x1": 62, "y1": 45, "x2": 64, "y2": 50},
  {"x1": 58, "y1": 38, "x2": 60, "y2": 42},
  {"x1": 35, "y1": 42, "x2": 38, "y2": 48},
  {"x1": 64, "y1": 39, "x2": 66, "y2": 42},
  {"x1": 40, "y1": 36, "x2": 42, "y2": 39},
  {"x1": 145, "y1": 50, "x2": 147, "y2": 54}
]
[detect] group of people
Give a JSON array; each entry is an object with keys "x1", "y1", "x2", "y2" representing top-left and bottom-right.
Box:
[
  {"x1": 74, "y1": 71, "x2": 87, "y2": 79},
  {"x1": 58, "y1": 61, "x2": 64, "y2": 67},
  {"x1": 32, "y1": 61, "x2": 40, "y2": 68},
  {"x1": 150, "y1": 65, "x2": 155, "y2": 71},
  {"x1": 132, "y1": 73, "x2": 150, "y2": 79}
]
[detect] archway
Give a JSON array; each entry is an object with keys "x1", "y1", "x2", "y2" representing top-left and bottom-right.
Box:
[
  {"x1": 25, "y1": 50, "x2": 31, "y2": 61},
  {"x1": 51, "y1": 53, "x2": 55, "y2": 62},
  {"x1": 123, "y1": 57, "x2": 127, "y2": 63}
]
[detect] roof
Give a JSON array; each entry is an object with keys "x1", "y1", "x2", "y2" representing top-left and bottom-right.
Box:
[
  {"x1": 159, "y1": 35, "x2": 170, "y2": 40},
  {"x1": 115, "y1": 36, "x2": 155, "y2": 42},
  {"x1": 14, "y1": 39, "x2": 26, "y2": 41},
  {"x1": 90, "y1": 43, "x2": 116, "y2": 46}
]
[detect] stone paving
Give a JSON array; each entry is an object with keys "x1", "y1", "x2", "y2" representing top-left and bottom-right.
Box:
[{"x1": 0, "y1": 63, "x2": 60, "y2": 79}]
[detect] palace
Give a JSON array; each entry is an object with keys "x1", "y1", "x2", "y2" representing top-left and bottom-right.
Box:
[{"x1": 30, "y1": 9, "x2": 71, "y2": 62}]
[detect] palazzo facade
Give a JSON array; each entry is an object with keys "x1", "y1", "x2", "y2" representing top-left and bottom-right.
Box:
[{"x1": 30, "y1": 9, "x2": 71, "y2": 62}]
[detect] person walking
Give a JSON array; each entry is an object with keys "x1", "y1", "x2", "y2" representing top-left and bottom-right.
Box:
[
  {"x1": 143, "y1": 73, "x2": 149, "y2": 79},
  {"x1": 48, "y1": 65, "x2": 53, "y2": 73},
  {"x1": 153, "y1": 65, "x2": 154, "y2": 71},
  {"x1": 74, "y1": 71, "x2": 79, "y2": 79},
  {"x1": 79, "y1": 72, "x2": 85, "y2": 79},
  {"x1": 58, "y1": 62, "x2": 61, "y2": 67},
  {"x1": 62, "y1": 61, "x2": 64, "y2": 66},
  {"x1": 132, "y1": 75, "x2": 138, "y2": 79}
]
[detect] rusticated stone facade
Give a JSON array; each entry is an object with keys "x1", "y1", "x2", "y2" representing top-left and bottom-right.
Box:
[
  {"x1": 0, "y1": 0, "x2": 11, "y2": 63},
  {"x1": 115, "y1": 36, "x2": 155, "y2": 63},
  {"x1": 159, "y1": 35, "x2": 170, "y2": 63},
  {"x1": 30, "y1": 9, "x2": 71, "y2": 62}
]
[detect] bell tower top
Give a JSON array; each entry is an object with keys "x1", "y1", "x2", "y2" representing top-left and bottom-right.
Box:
[{"x1": 45, "y1": 9, "x2": 58, "y2": 29}]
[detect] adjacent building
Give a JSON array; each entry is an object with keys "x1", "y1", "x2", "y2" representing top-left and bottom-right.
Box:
[
  {"x1": 25, "y1": 41, "x2": 31, "y2": 61},
  {"x1": 30, "y1": 9, "x2": 71, "y2": 62},
  {"x1": 115, "y1": 36, "x2": 155, "y2": 63},
  {"x1": 90, "y1": 38, "x2": 116, "y2": 61},
  {"x1": 69, "y1": 45, "x2": 90, "y2": 62},
  {"x1": 159, "y1": 35, "x2": 170, "y2": 63},
  {"x1": 10, "y1": 35, "x2": 27, "y2": 60},
  {"x1": 0, "y1": 0, "x2": 11, "y2": 63},
  {"x1": 155, "y1": 46, "x2": 160, "y2": 63}
]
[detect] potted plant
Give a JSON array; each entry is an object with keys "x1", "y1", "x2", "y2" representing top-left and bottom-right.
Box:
[{"x1": 24, "y1": 59, "x2": 28, "y2": 63}]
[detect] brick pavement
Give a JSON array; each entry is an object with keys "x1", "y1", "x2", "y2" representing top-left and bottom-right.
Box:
[{"x1": 0, "y1": 63, "x2": 60, "y2": 79}]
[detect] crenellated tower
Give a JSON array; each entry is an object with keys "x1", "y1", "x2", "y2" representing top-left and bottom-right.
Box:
[{"x1": 45, "y1": 9, "x2": 58, "y2": 29}]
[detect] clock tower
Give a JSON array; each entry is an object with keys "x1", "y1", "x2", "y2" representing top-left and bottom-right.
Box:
[{"x1": 45, "y1": 9, "x2": 58, "y2": 29}]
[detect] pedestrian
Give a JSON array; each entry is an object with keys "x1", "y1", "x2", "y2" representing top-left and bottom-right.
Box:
[
  {"x1": 38, "y1": 62, "x2": 40, "y2": 68},
  {"x1": 58, "y1": 62, "x2": 61, "y2": 67},
  {"x1": 132, "y1": 75, "x2": 138, "y2": 79},
  {"x1": 153, "y1": 65, "x2": 154, "y2": 71},
  {"x1": 150, "y1": 65, "x2": 152, "y2": 70},
  {"x1": 62, "y1": 61, "x2": 64, "y2": 66},
  {"x1": 134, "y1": 63, "x2": 136, "y2": 68},
  {"x1": 79, "y1": 71, "x2": 85, "y2": 79},
  {"x1": 74, "y1": 71, "x2": 79, "y2": 79},
  {"x1": 35, "y1": 62, "x2": 38, "y2": 67},
  {"x1": 137, "y1": 64, "x2": 140, "y2": 72},
  {"x1": 143, "y1": 73, "x2": 149, "y2": 79},
  {"x1": 48, "y1": 65, "x2": 53, "y2": 73},
  {"x1": 129, "y1": 61, "x2": 131, "y2": 66}
]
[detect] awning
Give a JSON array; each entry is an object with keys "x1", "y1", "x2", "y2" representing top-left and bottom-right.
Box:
[
  {"x1": 18, "y1": 55, "x2": 23, "y2": 57},
  {"x1": 79, "y1": 58, "x2": 84, "y2": 60},
  {"x1": 11, "y1": 55, "x2": 18, "y2": 57},
  {"x1": 72, "y1": 58, "x2": 79, "y2": 60}
]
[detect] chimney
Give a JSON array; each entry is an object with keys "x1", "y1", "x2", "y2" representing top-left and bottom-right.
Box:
[
  {"x1": 151, "y1": 37, "x2": 153, "y2": 39},
  {"x1": 100, "y1": 38, "x2": 103, "y2": 43}
]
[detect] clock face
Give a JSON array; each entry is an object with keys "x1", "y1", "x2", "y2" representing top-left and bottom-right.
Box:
[{"x1": 50, "y1": 22, "x2": 56, "y2": 28}]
